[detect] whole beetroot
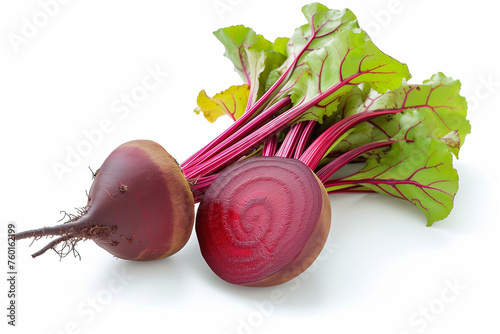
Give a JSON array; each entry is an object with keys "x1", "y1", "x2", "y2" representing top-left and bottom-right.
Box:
[{"x1": 15, "y1": 140, "x2": 194, "y2": 261}]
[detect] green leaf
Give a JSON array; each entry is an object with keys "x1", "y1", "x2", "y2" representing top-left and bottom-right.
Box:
[
  {"x1": 268, "y1": 6, "x2": 361, "y2": 101},
  {"x1": 214, "y1": 25, "x2": 273, "y2": 84},
  {"x1": 286, "y1": 5, "x2": 361, "y2": 69},
  {"x1": 214, "y1": 26, "x2": 287, "y2": 108},
  {"x1": 339, "y1": 83, "x2": 372, "y2": 118},
  {"x1": 316, "y1": 83, "x2": 372, "y2": 135},
  {"x1": 244, "y1": 49, "x2": 267, "y2": 106},
  {"x1": 335, "y1": 138, "x2": 459, "y2": 225},
  {"x1": 336, "y1": 73, "x2": 471, "y2": 157},
  {"x1": 194, "y1": 85, "x2": 249, "y2": 122},
  {"x1": 256, "y1": 46, "x2": 287, "y2": 103},
  {"x1": 292, "y1": 29, "x2": 410, "y2": 123},
  {"x1": 322, "y1": 128, "x2": 356, "y2": 160},
  {"x1": 262, "y1": 37, "x2": 290, "y2": 92},
  {"x1": 272, "y1": 37, "x2": 289, "y2": 56}
]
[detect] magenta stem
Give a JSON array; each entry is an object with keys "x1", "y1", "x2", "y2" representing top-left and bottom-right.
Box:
[
  {"x1": 299, "y1": 109, "x2": 404, "y2": 170},
  {"x1": 262, "y1": 135, "x2": 278, "y2": 157},
  {"x1": 183, "y1": 97, "x2": 291, "y2": 177},
  {"x1": 316, "y1": 140, "x2": 395, "y2": 183},
  {"x1": 182, "y1": 17, "x2": 323, "y2": 171},
  {"x1": 325, "y1": 184, "x2": 375, "y2": 194},
  {"x1": 294, "y1": 121, "x2": 316, "y2": 159},
  {"x1": 275, "y1": 121, "x2": 307, "y2": 158},
  {"x1": 192, "y1": 174, "x2": 219, "y2": 203}
]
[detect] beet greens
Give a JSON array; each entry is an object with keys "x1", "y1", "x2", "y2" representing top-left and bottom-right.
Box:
[{"x1": 186, "y1": 3, "x2": 470, "y2": 226}]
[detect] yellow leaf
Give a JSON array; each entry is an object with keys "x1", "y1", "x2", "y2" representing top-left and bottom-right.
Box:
[{"x1": 194, "y1": 84, "x2": 249, "y2": 123}]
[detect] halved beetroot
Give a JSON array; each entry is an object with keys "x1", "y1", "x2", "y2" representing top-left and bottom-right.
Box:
[{"x1": 196, "y1": 156, "x2": 331, "y2": 286}]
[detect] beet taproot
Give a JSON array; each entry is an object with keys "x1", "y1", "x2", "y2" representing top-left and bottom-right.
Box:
[
  {"x1": 15, "y1": 140, "x2": 194, "y2": 261},
  {"x1": 195, "y1": 156, "x2": 331, "y2": 286}
]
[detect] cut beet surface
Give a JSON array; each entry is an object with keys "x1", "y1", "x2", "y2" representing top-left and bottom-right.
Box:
[{"x1": 196, "y1": 156, "x2": 331, "y2": 287}]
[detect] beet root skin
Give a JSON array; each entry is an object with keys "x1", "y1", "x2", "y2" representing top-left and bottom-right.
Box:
[
  {"x1": 88, "y1": 140, "x2": 195, "y2": 260},
  {"x1": 195, "y1": 156, "x2": 332, "y2": 287},
  {"x1": 14, "y1": 140, "x2": 195, "y2": 261}
]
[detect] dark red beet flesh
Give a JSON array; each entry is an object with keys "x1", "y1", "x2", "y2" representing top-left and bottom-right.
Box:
[
  {"x1": 195, "y1": 156, "x2": 331, "y2": 286},
  {"x1": 14, "y1": 140, "x2": 195, "y2": 261}
]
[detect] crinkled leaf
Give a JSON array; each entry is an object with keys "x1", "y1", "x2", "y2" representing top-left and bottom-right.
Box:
[
  {"x1": 266, "y1": 6, "x2": 361, "y2": 100},
  {"x1": 263, "y1": 38, "x2": 290, "y2": 91},
  {"x1": 333, "y1": 137, "x2": 459, "y2": 225},
  {"x1": 272, "y1": 37, "x2": 289, "y2": 56},
  {"x1": 244, "y1": 50, "x2": 267, "y2": 106},
  {"x1": 373, "y1": 109, "x2": 465, "y2": 151},
  {"x1": 194, "y1": 85, "x2": 249, "y2": 122},
  {"x1": 256, "y1": 46, "x2": 287, "y2": 103},
  {"x1": 284, "y1": 5, "x2": 361, "y2": 70},
  {"x1": 339, "y1": 83, "x2": 372, "y2": 118},
  {"x1": 214, "y1": 26, "x2": 287, "y2": 108},
  {"x1": 335, "y1": 73, "x2": 470, "y2": 157},
  {"x1": 291, "y1": 29, "x2": 410, "y2": 123},
  {"x1": 214, "y1": 25, "x2": 273, "y2": 84},
  {"x1": 316, "y1": 83, "x2": 372, "y2": 134}
]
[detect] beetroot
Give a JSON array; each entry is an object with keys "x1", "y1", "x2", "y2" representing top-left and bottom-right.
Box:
[
  {"x1": 195, "y1": 156, "x2": 331, "y2": 286},
  {"x1": 14, "y1": 140, "x2": 194, "y2": 261},
  {"x1": 12, "y1": 4, "x2": 469, "y2": 293}
]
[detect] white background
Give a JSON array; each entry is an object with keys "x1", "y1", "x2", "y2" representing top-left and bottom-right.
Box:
[{"x1": 1, "y1": 1, "x2": 499, "y2": 333}]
